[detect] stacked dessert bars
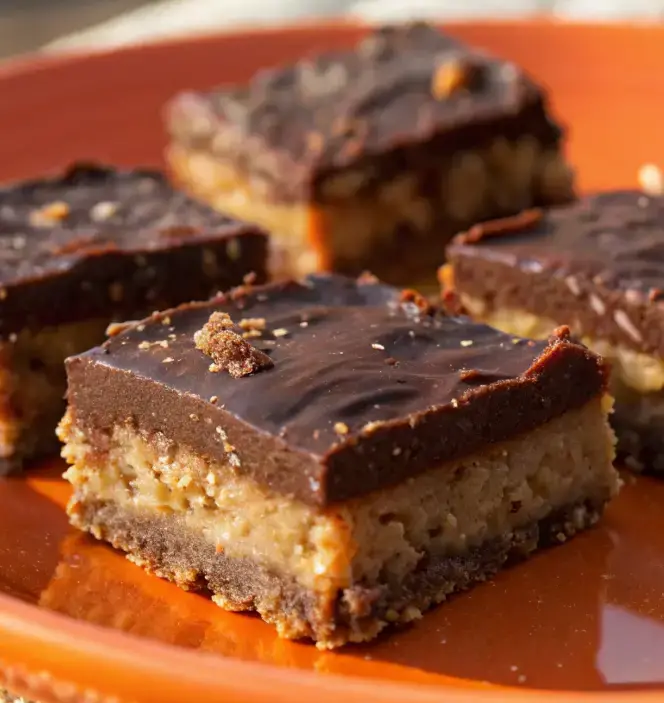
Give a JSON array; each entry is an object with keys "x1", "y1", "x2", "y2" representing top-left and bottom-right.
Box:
[{"x1": 5, "y1": 22, "x2": 654, "y2": 649}]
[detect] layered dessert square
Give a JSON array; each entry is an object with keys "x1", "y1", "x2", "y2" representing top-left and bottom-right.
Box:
[
  {"x1": 165, "y1": 22, "x2": 574, "y2": 285},
  {"x1": 59, "y1": 273, "x2": 618, "y2": 648},
  {"x1": 443, "y1": 192, "x2": 664, "y2": 472},
  {"x1": 0, "y1": 162, "x2": 267, "y2": 472}
]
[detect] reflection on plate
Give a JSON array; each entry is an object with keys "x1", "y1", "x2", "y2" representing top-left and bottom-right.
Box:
[{"x1": 0, "y1": 463, "x2": 658, "y2": 691}]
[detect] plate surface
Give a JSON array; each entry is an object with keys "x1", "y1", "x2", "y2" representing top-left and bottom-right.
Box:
[{"x1": 2, "y1": 20, "x2": 664, "y2": 703}]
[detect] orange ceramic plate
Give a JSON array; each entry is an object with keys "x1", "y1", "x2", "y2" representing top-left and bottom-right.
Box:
[{"x1": 2, "y1": 20, "x2": 664, "y2": 703}]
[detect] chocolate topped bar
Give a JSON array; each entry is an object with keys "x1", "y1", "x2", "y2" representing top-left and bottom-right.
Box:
[
  {"x1": 66, "y1": 274, "x2": 607, "y2": 505},
  {"x1": 166, "y1": 23, "x2": 572, "y2": 285},
  {"x1": 0, "y1": 162, "x2": 267, "y2": 335},
  {"x1": 446, "y1": 192, "x2": 664, "y2": 357},
  {"x1": 169, "y1": 23, "x2": 561, "y2": 199},
  {"x1": 0, "y1": 162, "x2": 267, "y2": 473}
]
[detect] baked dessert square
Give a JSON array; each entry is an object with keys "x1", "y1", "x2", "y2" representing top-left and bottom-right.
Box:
[
  {"x1": 165, "y1": 22, "x2": 574, "y2": 285},
  {"x1": 59, "y1": 273, "x2": 618, "y2": 648},
  {"x1": 442, "y1": 192, "x2": 664, "y2": 473},
  {"x1": 0, "y1": 162, "x2": 267, "y2": 473}
]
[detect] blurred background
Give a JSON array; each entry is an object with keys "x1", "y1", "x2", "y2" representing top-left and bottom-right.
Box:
[{"x1": 1, "y1": 0, "x2": 663, "y2": 60}]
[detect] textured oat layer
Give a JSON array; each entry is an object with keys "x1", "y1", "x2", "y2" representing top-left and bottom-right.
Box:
[
  {"x1": 457, "y1": 293, "x2": 664, "y2": 472},
  {"x1": 61, "y1": 398, "x2": 617, "y2": 648},
  {"x1": 72, "y1": 496, "x2": 608, "y2": 650},
  {"x1": 0, "y1": 319, "x2": 108, "y2": 473},
  {"x1": 168, "y1": 138, "x2": 573, "y2": 283}
]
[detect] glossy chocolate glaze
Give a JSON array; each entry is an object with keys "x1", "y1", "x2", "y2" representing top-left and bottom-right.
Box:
[
  {"x1": 0, "y1": 163, "x2": 268, "y2": 335},
  {"x1": 65, "y1": 274, "x2": 607, "y2": 505},
  {"x1": 166, "y1": 23, "x2": 563, "y2": 200},
  {"x1": 447, "y1": 192, "x2": 664, "y2": 356}
]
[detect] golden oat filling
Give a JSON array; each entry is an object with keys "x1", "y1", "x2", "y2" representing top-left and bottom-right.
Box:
[{"x1": 59, "y1": 274, "x2": 618, "y2": 649}]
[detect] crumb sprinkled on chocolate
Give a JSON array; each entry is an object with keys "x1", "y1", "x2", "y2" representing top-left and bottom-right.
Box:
[
  {"x1": 29, "y1": 201, "x2": 70, "y2": 227},
  {"x1": 272, "y1": 328, "x2": 289, "y2": 338},
  {"x1": 399, "y1": 288, "x2": 434, "y2": 316},
  {"x1": 194, "y1": 311, "x2": 274, "y2": 378},
  {"x1": 371, "y1": 343, "x2": 385, "y2": 350},
  {"x1": 432, "y1": 58, "x2": 473, "y2": 99},
  {"x1": 90, "y1": 201, "x2": 119, "y2": 221},
  {"x1": 239, "y1": 317, "x2": 266, "y2": 331},
  {"x1": 334, "y1": 422, "x2": 350, "y2": 435},
  {"x1": 105, "y1": 320, "x2": 140, "y2": 337},
  {"x1": 460, "y1": 340, "x2": 473, "y2": 347},
  {"x1": 552, "y1": 325, "x2": 572, "y2": 342},
  {"x1": 357, "y1": 271, "x2": 380, "y2": 285}
]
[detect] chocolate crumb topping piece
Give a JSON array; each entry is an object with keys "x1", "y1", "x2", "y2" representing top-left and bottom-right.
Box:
[
  {"x1": 446, "y1": 191, "x2": 664, "y2": 356},
  {"x1": 165, "y1": 22, "x2": 563, "y2": 202},
  {"x1": 0, "y1": 162, "x2": 268, "y2": 336},
  {"x1": 66, "y1": 273, "x2": 608, "y2": 506},
  {"x1": 431, "y1": 56, "x2": 480, "y2": 100},
  {"x1": 194, "y1": 311, "x2": 274, "y2": 378}
]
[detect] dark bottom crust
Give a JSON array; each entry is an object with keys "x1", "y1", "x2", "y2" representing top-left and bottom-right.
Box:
[{"x1": 74, "y1": 496, "x2": 608, "y2": 648}]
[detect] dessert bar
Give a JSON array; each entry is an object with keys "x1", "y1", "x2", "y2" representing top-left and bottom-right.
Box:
[
  {"x1": 443, "y1": 192, "x2": 664, "y2": 472},
  {"x1": 59, "y1": 274, "x2": 618, "y2": 648},
  {"x1": 165, "y1": 22, "x2": 574, "y2": 285},
  {"x1": 0, "y1": 163, "x2": 267, "y2": 472}
]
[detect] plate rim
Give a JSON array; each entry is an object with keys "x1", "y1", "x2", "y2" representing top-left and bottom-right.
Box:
[{"x1": 2, "y1": 19, "x2": 664, "y2": 702}]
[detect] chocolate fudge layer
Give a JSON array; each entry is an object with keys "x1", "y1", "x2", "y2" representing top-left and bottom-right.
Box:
[
  {"x1": 0, "y1": 163, "x2": 267, "y2": 472},
  {"x1": 443, "y1": 192, "x2": 664, "y2": 472},
  {"x1": 165, "y1": 22, "x2": 573, "y2": 285},
  {"x1": 59, "y1": 274, "x2": 618, "y2": 648}
]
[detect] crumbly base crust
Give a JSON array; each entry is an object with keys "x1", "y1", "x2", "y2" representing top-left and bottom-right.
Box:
[{"x1": 72, "y1": 496, "x2": 608, "y2": 650}]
